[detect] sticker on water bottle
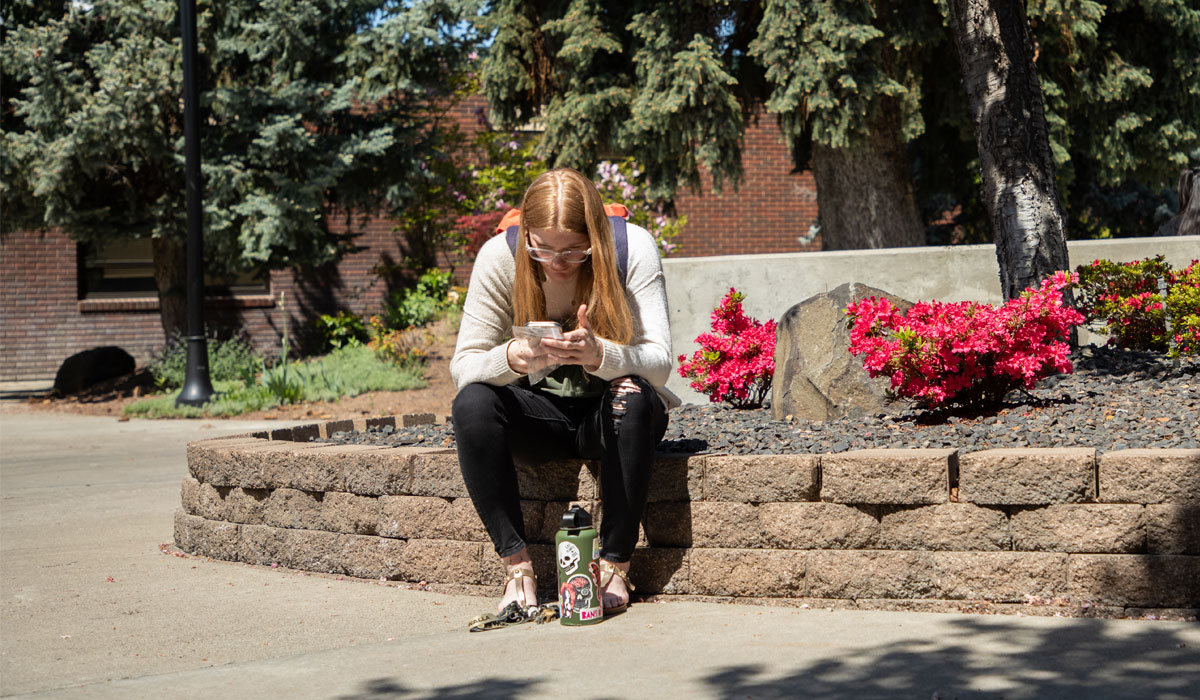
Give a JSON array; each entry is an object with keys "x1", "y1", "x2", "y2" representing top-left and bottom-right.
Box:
[
  {"x1": 557, "y1": 541, "x2": 580, "y2": 575},
  {"x1": 592, "y1": 536, "x2": 600, "y2": 558},
  {"x1": 560, "y1": 573, "x2": 595, "y2": 618}
]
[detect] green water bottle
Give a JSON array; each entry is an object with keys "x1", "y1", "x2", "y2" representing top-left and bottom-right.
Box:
[{"x1": 556, "y1": 504, "x2": 603, "y2": 626}]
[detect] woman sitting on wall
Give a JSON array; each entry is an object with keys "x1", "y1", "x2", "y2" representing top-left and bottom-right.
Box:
[{"x1": 450, "y1": 167, "x2": 678, "y2": 618}]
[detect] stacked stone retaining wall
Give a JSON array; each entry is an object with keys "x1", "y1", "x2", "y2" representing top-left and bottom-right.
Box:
[{"x1": 175, "y1": 416, "x2": 1200, "y2": 618}]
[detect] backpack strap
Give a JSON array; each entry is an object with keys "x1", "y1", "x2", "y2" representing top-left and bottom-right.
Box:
[{"x1": 504, "y1": 215, "x2": 629, "y2": 285}]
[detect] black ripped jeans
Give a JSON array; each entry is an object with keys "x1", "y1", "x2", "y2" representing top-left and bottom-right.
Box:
[{"x1": 452, "y1": 375, "x2": 668, "y2": 563}]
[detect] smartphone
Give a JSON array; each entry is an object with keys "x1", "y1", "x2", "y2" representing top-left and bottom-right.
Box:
[{"x1": 521, "y1": 321, "x2": 563, "y2": 339}]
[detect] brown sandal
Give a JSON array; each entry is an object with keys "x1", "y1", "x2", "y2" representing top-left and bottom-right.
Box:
[{"x1": 599, "y1": 560, "x2": 635, "y2": 615}]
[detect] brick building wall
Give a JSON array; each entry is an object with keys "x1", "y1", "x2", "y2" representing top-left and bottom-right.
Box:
[
  {"x1": 672, "y1": 116, "x2": 821, "y2": 257},
  {"x1": 0, "y1": 100, "x2": 821, "y2": 381}
]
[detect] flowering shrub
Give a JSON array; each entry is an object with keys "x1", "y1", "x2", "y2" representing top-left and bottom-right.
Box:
[
  {"x1": 1074, "y1": 256, "x2": 1172, "y2": 351},
  {"x1": 594, "y1": 159, "x2": 685, "y2": 256},
  {"x1": 677, "y1": 289, "x2": 777, "y2": 408},
  {"x1": 367, "y1": 315, "x2": 434, "y2": 367},
  {"x1": 1165, "y1": 260, "x2": 1200, "y2": 358},
  {"x1": 1074, "y1": 256, "x2": 1200, "y2": 357},
  {"x1": 846, "y1": 272, "x2": 1084, "y2": 409}
]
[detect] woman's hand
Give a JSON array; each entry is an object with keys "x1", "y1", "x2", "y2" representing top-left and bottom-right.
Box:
[
  {"x1": 542, "y1": 305, "x2": 603, "y2": 371},
  {"x1": 506, "y1": 336, "x2": 553, "y2": 375}
]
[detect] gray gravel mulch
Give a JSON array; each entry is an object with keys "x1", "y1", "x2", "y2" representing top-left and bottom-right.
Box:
[{"x1": 320, "y1": 346, "x2": 1199, "y2": 456}]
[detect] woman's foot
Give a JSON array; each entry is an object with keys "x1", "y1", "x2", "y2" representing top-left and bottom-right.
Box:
[
  {"x1": 599, "y1": 560, "x2": 634, "y2": 613},
  {"x1": 498, "y1": 552, "x2": 538, "y2": 612}
]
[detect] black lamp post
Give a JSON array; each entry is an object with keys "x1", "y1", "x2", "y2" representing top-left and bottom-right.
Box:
[{"x1": 176, "y1": 0, "x2": 215, "y2": 407}]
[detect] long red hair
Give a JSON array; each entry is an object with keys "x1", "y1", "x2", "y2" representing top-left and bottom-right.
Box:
[{"x1": 512, "y1": 168, "x2": 633, "y2": 344}]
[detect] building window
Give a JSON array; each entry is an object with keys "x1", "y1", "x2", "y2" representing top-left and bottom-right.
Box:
[{"x1": 78, "y1": 238, "x2": 268, "y2": 299}]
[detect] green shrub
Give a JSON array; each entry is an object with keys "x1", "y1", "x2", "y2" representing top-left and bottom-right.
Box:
[
  {"x1": 314, "y1": 311, "x2": 368, "y2": 351},
  {"x1": 150, "y1": 333, "x2": 263, "y2": 389},
  {"x1": 381, "y1": 268, "x2": 456, "y2": 330}
]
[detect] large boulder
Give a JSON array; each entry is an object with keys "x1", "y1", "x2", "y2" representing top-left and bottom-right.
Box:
[
  {"x1": 771, "y1": 283, "x2": 913, "y2": 422},
  {"x1": 53, "y1": 346, "x2": 136, "y2": 396}
]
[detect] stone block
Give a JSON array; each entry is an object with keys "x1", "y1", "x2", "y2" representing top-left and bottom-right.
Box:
[
  {"x1": 410, "y1": 450, "x2": 468, "y2": 498},
  {"x1": 821, "y1": 449, "x2": 953, "y2": 505},
  {"x1": 343, "y1": 447, "x2": 416, "y2": 496},
  {"x1": 263, "y1": 488, "x2": 325, "y2": 530},
  {"x1": 322, "y1": 492, "x2": 381, "y2": 535},
  {"x1": 689, "y1": 549, "x2": 805, "y2": 597},
  {"x1": 933, "y1": 552, "x2": 1068, "y2": 602},
  {"x1": 216, "y1": 487, "x2": 269, "y2": 525},
  {"x1": 238, "y1": 441, "x2": 329, "y2": 489},
  {"x1": 643, "y1": 502, "x2": 694, "y2": 547},
  {"x1": 759, "y1": 502, "x2": 878, "y2": 549},
  {"x1": 354, "y1": 416, "x2": 396, "y2": 433},
  {"x1": 1145, "y1": 505, "x2": 1200, "y2": 554},
  {"x1": 174, "y1": 510, "x2": 240, "y2": 560},
  {"x1": 806, "y1": 551, "x2": 937, "y2": 599},
  {"x1": 959, "y1": 448, "x2": 1096, "y2": 505},
  {"x1": 647, "y1": 454, "x2": 704, "y2": 502},
  {"x1": 1009, "y1": 504, "x2": 1144, "y2": 553},
  {"x1": 187, "y1": 438, "x2": 269, "y2": 485},
  {"x1": 180, "y1": 477, "x2": 204, "y2": 517},
  {"x1": 287, "y1": 423, "x2": 321, "y2": 443},
  {"x1": 704, "y1": 454, "x2": 819, "y2": 502},
  {"x1": 340, "y1": 535, "x2": 407, "y2": 579},
  {"x1": 281, "y1": 528, "x2": 344, "y2": 574},
  {"x1": 279, "y1": 443, "x2": 364, "y2": 492},
  {"x1": 515, "y1": 459, "x2": 595, "y2": 501},
  {"x1": 237, "y1": 524, "x2": 290, "y2": 566},
  {"x1": 401, "y1": 413, "x2": 436, "y2": 427},
  {"x1": 1068, "y1": 554, "x2": 1200, "y2": 608},
  {"x1": 319, "y1": 419, "x2": 354, "y2": 439},
  {"x1": 691, "y1": 502, "x2": 763, "y2": 548},
  {"x1": 878, "y1": 503, "x2": 1008, "y2": 551},
  {"x1": 399, "y1": 539, "x2": 484, "y2": 584},
  {"x1": 631, "y1": 547, "x2": 689, "y2": 595},
  {"x1": 1099, "y1": 449, "x2": 1200, "y2": 504},
  {"x1": 378, "y1": 495, "x2": 487, "y2": 541}
]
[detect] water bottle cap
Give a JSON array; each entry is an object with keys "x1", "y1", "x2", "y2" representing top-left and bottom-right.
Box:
[{"x1": 559, "y1": 504, "x2": 592, "y2": 530}]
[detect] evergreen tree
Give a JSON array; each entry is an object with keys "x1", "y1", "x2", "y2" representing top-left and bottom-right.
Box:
[
  {"x1": 2, "y1": 0, "x2": 478, "y2": 335},
  {"x1": 479, "y1": 0, "x2": 759, "y2": 203},
  {"x1": 478, "y1": 0, "x2": 1198, "y2": 256}
]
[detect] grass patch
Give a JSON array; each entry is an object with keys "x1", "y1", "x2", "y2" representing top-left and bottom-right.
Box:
[{"x1": 124, "y1": 344, "x2": 426, "y2": 418}]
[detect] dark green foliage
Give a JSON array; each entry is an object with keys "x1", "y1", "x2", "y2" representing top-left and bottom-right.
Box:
[
  {"x1": 477, "y1": 0, "x2": 1199, "y2": 241},
  {"x1": 2, "y1": 0, "x2": 480, "y2": 272},
  {"x1": 381, "y1": 268, "x2": 455, "y2": 330},
  {"x1": 479, "y1": 0, "x2": 759, "y2": 201},
  {"x1": 314, "y1": 311, "x2": 369, "y2": 351}
]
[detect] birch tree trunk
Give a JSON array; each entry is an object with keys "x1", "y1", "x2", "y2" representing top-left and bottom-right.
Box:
[{"x1": 946, "y1": 0, "x2": 1070, "y2": 299}]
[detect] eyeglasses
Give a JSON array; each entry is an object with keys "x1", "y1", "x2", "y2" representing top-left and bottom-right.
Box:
[{"x1": 526, "y1": 240, "x2": 592, "y2": 264}]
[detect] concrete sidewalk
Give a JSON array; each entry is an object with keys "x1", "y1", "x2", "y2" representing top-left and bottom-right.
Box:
[{"x1": 2, "y1": 412, "x2": 1198, "y2": 699}]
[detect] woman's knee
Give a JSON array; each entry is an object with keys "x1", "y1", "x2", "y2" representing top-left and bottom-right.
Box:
[
  {"x1": 452, "y1": 383, "x2": 505, "y2": 434},
  {"x1": 606, "y1": 375, "x2": 660, "y2": 421}
]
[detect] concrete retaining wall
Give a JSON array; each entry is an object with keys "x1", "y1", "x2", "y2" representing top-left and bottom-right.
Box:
[
  {"x1": 663, "y1": 235, "x2": 1200, "y2": 404},
  {"x1": 175, "y1": 417, "x2": 1200, "y2": 618}
]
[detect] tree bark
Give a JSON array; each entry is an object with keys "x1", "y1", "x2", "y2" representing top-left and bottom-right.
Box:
[
  {"x1": 152, "y1": 235, "x2": 188, "y2": 338},
  {"x1": 812, "y1": 103, "x2": 925, "y2": 251},
  {"x1": 946, "y1": 0, "x2": 1070, "y2": 299}
]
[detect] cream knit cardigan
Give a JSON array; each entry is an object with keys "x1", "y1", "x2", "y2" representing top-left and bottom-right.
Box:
[{"x1": 450, "y1": 222, "x2": 680, "y2": 409}]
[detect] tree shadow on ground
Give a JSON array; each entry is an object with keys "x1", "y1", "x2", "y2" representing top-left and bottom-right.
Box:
[
  {"x1": 700, "y1": 614, "x2": 1199, "y2": 700},
  {"x1": 337, "y1": 676, "x2": 539, "y2": 700}
]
